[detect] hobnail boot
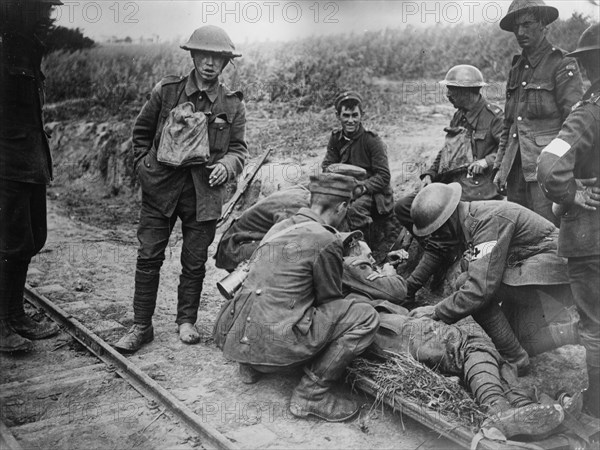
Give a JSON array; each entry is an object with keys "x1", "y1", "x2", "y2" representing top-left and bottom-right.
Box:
[
  {"x1": 0, "y1": 321, "x2": 32, "y2": 353},
  {"x1": 114, "y1": 324, "x2": 153, "y2": 354},
  {"x1": 484, "y1": 403, "x2": 565, "y2": 439},
  {"x1": 9, "y1": 314, "x2": 59, "y2": 340}
]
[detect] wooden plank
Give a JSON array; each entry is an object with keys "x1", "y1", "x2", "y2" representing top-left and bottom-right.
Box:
[{"x1": 354, "y1": 377, "x2": 514, "y2": 450}]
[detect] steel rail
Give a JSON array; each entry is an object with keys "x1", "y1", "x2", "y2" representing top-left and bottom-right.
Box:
[{"x1": 23, "y1": 284, "x2": 238, "y2": 450}]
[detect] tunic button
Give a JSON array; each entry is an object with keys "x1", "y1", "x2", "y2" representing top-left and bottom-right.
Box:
[
  {"x1": 517, "y1": 116, "x2": 522, "y2": 121},
  {"x1": 246, "y1": 317, "x2": 251, "y2": 322},
  {"x1": 513, "y1": 133, "x2": 517, "y2": 138},
  {"x1": 230, "y1": 309, "x2": 234, "y2": 315},
  {"x1": 522, "y1": 81, "x2": 527, "y2": 86},
  {"x1": 525, "y1": 65, "x2": 529, "y2": 69},
  {"x1": 256, "y1": 289, "x2": 262, "y2": 295}
]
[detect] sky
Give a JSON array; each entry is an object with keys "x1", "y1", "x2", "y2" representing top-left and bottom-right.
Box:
[{"x1": 53, "y1": 1, "x2": 600, "y2": 43}]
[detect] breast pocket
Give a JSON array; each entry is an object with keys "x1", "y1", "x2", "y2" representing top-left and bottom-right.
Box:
[
  {"x1": 7, "y1": 67, "x2": 37, "y2": 106},
  {"x1": 524, "y1": 80, "x2": 557, "y2": 119},
  {"x1": 472, "y1": 129, "x2": 489, "y2": 159}
]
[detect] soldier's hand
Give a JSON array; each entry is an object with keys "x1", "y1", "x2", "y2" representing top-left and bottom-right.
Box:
[
  {"x1": 421, "y1": 175, "x2": 432, "y2": 189},
  {"x1": 388, "y1": 249, "x2": 409, "y2": 267},
  {"x1": 407, "y1": 305, "x2": 437, "y2": 320},
  {"x1": 353, "y1": 184, "x2": 368, "y2": 198},
  {"x1": 366, "y1": 271, "x2": 385, "y2": 281},
  {"x1": 468, "y1": 159, "x2": 487, "y2": 175},
  {"x1": 493, "y1": 171, "x2": 505, "y2": 192},
  {"x1": 574, "y1": 178, "x2": 600, "y2": 211},
  {"x1": 207, "y1": 163, "x2": 228, "y2": 187}
]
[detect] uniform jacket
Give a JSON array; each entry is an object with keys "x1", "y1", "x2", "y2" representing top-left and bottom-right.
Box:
[
  {"x1": 0, "y1": 31, "x2": 52, "y2": 184},
  {"x1": 342, "y1": 256, "x2": 407, "y2": 304},
  {"x1": 537, "y1": 79, "x2": 600, "y2": 257},
  {"x1": 423, "y1": 96, "x2": 503, "y2": 179},
  {"x1": 322, "y1": 125, "x2": 394, "y2": 214},
  {"x1": 133, "y1": 70, "x2": 248, "y2": 221},
  {"x1": 214, "y1": 208, "x2": 350, "y2": 366},
  {"x1": 214, "y1": 185, "x2": 310, "y2": 271},
  {"x1": 494, "y1": 38, "x2": 583, "y2": 183},
  {"x1": 434, "y1": 201, "x2": 561, "y2": 324}
]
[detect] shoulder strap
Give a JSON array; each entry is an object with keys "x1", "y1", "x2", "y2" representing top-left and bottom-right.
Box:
[{"x1": 255, "y1": 220, "x2": 324, "y2": 253}]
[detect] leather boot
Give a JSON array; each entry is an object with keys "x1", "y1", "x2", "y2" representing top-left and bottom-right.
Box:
[
  {"x1": 9, "y1": 314, "x2": 59, "y2": 340},
  {"x1": 114, "y1": 323, "x2": 153, "y2": 354},
  {"x1": 289, "y1": 341, "x2": 360, "y2": 422},
  {"x1": 583, "y1": 365, "x2": 600, "y2": 418},
  {"x1": 483, "y1": 401, "x2": 565, "y2": 439},
  {"x1": 474, "y1": 305, "x2": 530, "y2": 376},
  {"x1": 0, "y1": 320, "x2": 32, "y2": 353}
]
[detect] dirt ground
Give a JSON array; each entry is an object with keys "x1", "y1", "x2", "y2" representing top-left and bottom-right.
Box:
[{"x1": 27, "y1": 98, "x2": 588, "y2": 449}]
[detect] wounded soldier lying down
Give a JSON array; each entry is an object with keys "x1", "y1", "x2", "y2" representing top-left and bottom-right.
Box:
[{"x1": 369, "y1": 308, "x2": 566, "y2": 440}]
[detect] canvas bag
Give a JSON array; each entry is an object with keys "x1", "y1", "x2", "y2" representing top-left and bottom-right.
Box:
[
  {"x1": 157, "y1": 101, "x2": 210, "y2": 167},
  {"x1": 438, "y1": 126, "x2": 474, "y2": 174}
]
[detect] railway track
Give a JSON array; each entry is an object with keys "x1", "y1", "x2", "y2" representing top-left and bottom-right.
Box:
[{"x1": 0, "y1": 285, "x2": 237, "y2": 450}]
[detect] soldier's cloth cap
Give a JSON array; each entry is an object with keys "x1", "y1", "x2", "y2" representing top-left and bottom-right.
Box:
[
  {"x1": 500, "y1": 0, "x2": 558, "y2": 32},
  {"x1": 325, "y1": 163, "x2": 367, "y2": 181},
  {"x1": 335, "y1": 91, "x2": 363, "y2": 111},
  {"x1": 339, "y1": 230, "x2": 364, "y2": 249},
  {"x1": 309, "y1": 173, "x2": 357, "y2": 199}
]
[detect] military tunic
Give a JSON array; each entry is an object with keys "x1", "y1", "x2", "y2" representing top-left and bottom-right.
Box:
[
  {"x1": 537, "y1": 79, "x2": 600, "y2": 368},
  {"x1": 322, "y1": 124, "x2": 393, "y2": 228},
  {"x1": 422, "y1": 96, "x2": 503, "y2": 201},
  {"x1": 214, "y1": 185, "x2": 310, "y2": 271},
  {"x1": 342, "y1": 256, "x2": 407, "y2": 305},
  {"x1": 214, "y1": 208, "x2": 379, "y2": 367},
  {"x1": 494, "y1": 38, "x2": 583, "y2": 224}
]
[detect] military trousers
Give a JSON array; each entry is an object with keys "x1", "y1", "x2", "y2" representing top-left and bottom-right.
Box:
[
  {"x1": 506, "y1": 150, "x2": 559, "y2": 227},
  {"x1": 133, "y1": 173, "x2": 216, "y2": 326},
  {"x1": 0, "y1": 179, "x2": 47, "y2": 319},
  {"x1": 568, "y1": 255, "x2": 600, "y2": 368}
]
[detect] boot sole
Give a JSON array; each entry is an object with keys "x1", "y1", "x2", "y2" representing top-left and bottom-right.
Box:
[
  {"x1": 289, "y1": 404, "x2": 360, "y2": 423},
  {"x1": 0, "y1": 342, "x2": 33, "y2": 353},
  {"x1": 485, "y1": 404, "x2": 564, "y2": 438},
  {"x1": 15, "y1": 326, "x2": 60, "y2": 340}
]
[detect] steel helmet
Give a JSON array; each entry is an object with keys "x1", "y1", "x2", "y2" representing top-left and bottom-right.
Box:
[
  {"x1": 411, "y1": 183, "x2": 462, "y2": 237},
  {"x1": 439, "y1": 65, "x2": 487, "y2": 88},
  {"x1": 180, "y1": 25, "x2": 241, "y2": 58},
  {"x1": 567, "y1": 24, "x2": 600, "y2": 58},
  {"x1": 500, "y1": 0, "x2": 558, "y2": 32}
]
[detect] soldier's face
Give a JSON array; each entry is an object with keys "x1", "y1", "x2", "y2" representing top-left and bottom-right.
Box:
[
  {"x1": 337, "y1": 105, "x2": 362, "y2": 135},
  {"x1": 513, "y1": 12, "x2": 546, "y2": 51},
  {"x1": 579, "y1": 53, "x2": 600, "y2": 83},
  {"x1": 446, "y1": 86, "x2": 470, "y2": 109},
  {"x1": 192, "y1": 51, "x2": 226, "y2": 83}
]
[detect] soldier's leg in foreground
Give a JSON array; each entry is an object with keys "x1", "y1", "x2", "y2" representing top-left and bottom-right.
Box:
[
  {"x1": 568, "y1": 256, "x2": 600, "y2": 418},
  {"x1": 114, "y1": 201, "x2": 177, "y2": 353},
  {"x1": 500, "y1": 284, "x2": 580, "y2": 356},
  {"x1": 472, "y1": 303, "x2": 530, "y2": 375},
  {"x1": 0, "y1": 181, "x2": 57, "y2": 353},
  {"x1": 175, "y1": 177, "x2": 217, "y2": 344},
  {"x1": 464, "y1": 350, "x2": 564, "y2": 438},
  {"x1": 289, "y1": 301, "x2": 379, "y2": 422}
]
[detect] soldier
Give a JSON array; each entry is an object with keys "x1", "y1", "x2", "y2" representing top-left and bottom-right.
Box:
[
  {"x1": 537, "y1": 24, "x2": 600, "y2": 418},
  {"x1": 493, "y1": 0, "x2": 583, "y2": 226},
  {"x1": 394, "y1": 64, "x2": 503, "y2": 303},
  {"x1": 214, "y1": 174, "x2": 380, "y2": 422},
  {"x1": 214, "y1": 185, "x2": 310, "y2": 272},
  {"x1": 114, "y1": 26, "x2": 248, "y2": 353},
  {"x1": 322, "y1": 91, "x2": 394, "y2": 243},
  {"x1": 408, "y1": 183, "x2": 580, "y2": 376},
  {"x1": 0, "y1": 0, "x2": 62, "y2": 352},
  {"x1": 371, "y1": 312, "x2": 566, "y2": 439}
]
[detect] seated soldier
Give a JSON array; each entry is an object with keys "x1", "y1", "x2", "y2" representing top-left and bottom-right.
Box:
[
  {"x1": 322, "y1": 91, "x2": 394, "y2": 244},
  {"x1": 394, "y1": 65, "x2": 503, "y2": 301},
  {"x1": 370, "y1": 310, "x2": 566, "y2": 440},
  {"x1": 214, "y1": 185, "x2": 310, "y2": 272},
  {"x1": 214, "y1": 173, "x2": 380, "y2": 422},
  {"x1": 408, "y1": 183, "x2": 580, "y2": 375}
]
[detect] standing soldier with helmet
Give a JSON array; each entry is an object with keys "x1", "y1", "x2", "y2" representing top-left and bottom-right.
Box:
[
  {"x1": 538, "y1": 23, "x2": 600, "y2": 418},
  {"x1": 0, "y1": 0, "x2": 62, "y2": 353},
  {"x1": 114, "y1": 25, "x2": 248, "y2": 353},
  {"x1": 493, "y1": 0, "x2": 583, "y2": 226},
  {"x1": 394, "y1": 64, "x2": 503, "y2": 303}
]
